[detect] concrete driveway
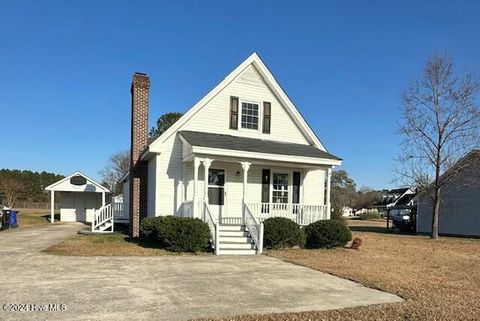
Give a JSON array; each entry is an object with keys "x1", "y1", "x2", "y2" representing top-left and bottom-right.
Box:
[{"x1": 0, "y1": 224, "x2": 402, "y2": 321}]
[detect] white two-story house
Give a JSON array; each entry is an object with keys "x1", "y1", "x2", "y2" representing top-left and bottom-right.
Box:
[{"x1": 97, "y1": 53, "x2": 342, "y2": 255}]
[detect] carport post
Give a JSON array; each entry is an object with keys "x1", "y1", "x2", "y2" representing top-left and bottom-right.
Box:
[{"x1": 50, "y1": 190, "x2": 54, "y2": 223}]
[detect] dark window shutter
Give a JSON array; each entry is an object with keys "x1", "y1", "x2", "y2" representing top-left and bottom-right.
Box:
[
  {"x1": 293, "y1": 171, "x2": 301, "y2": 204},
  {"x1": 230, "y1": 96, "x2": 239, "y2": 130},
  {"x1": 262, "y1": 169, "x2": 271, "y2": 203},
  {"x1": 263, "y1": 102, "x2": 271, "y2": 134}
]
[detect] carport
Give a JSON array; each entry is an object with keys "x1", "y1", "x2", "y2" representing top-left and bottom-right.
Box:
[{"x1": 45, "y1": 172, "x2": 110, "y2": 223}]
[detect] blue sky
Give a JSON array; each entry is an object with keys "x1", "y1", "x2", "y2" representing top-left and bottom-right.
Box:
[{"x1": 1, "y1": 1, "x2": 479, "y2": 189}]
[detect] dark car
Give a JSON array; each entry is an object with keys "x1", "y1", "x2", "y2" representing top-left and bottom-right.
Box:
[{"x1": 390, "y1": 208, "x2": 416, "y2": 232}]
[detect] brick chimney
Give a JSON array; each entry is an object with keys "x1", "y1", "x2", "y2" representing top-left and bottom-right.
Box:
[{"x1": 129, "y1": 72, "x2": 150, "y2": 237}]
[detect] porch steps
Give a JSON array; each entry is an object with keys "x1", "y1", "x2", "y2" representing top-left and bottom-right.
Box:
[{"x1": 217, "y1": 224, "x2": 256, "y2": 255}]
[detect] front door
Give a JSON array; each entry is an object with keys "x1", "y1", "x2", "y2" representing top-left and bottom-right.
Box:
[{"x1": 208, "y1": 168, "x2": 225, "y2": 221}]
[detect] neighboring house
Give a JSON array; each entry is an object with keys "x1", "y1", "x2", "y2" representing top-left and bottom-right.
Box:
[
  {"x1": 417, "y1": 149, "x2": 480, "y2": 237},
  {"x1": 100, "y1": 53, "x2": 342, "y2": 254},
  {"x1": 45, "y1": 172, "x2": 110, "y2": 224},
  {"x1": 342, "y1": 206, "x2": 354, "y2": 217},
  {"x1": 372, "y1": 188, "x2": 415, "y2": 215}
]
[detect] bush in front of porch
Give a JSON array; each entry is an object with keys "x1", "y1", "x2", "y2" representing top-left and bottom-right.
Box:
[
  {"x1": 140, "y1": 216, "x2": 211, "y2": 253},
  {"x1": 263, "y1": 217, "x2": 305, "y2": 250},
  {"x1": 304, "y1": 220, "x2": 352, "y2": 249}
]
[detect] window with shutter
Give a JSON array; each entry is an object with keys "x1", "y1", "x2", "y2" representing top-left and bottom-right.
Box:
[
  {"x1": 263, "y1": 102, "x2": 271, "y2": 134},
  {"x1": 230, "y1": 96, "x2": 239, "y2": 130}
]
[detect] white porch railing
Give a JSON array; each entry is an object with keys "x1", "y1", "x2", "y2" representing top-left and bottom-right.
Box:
[
  {"x1": 112, "y1": 201, "x2": 128, "y2": 221},
  {"x1": 92, "y1": 203, "x2": 114, "y2": 232},
  {"x1": 244, "y1": 204, "x2": 264, "y2": 254},
  {"x1": 199, "y1": 200, "x2": 220, "y2": 255},
  {"x1": 246, "y1": 203, "x2": 328, "y2": 225}
]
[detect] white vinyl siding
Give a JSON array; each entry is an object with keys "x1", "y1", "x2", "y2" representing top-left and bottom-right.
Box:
[
  {"x1": 147, "y1": 156, "x2": 157, "y2": 216},
  {"x1": 149, "y1": 64, "x2": 329, "y2": 217},
  {"x1": 182, "y1": 65, "x2": 310, "y2": 144},
  {"x1": 302, "y1": 168, "x2": 326, "y2": 206}
]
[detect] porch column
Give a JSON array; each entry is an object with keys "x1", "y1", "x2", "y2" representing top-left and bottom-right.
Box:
[
  {"x1": 326, "y1": 168, "x2": 332, "y2": 219},
  {"x1": 102, "y1": 191, "x2": 106, "y2": 207},
  {"x1": 240, "y1": 161, "x2": 251, "y2": 220},
  {"x1": 193, "y1": 157, "x2": 200, "y2": 219},
  {"x1": 50, "y1": 190, "x2": 55, "y2": 224},
  {"x1": 202, "y1": 158, "x2": 213, "y2": 206}
]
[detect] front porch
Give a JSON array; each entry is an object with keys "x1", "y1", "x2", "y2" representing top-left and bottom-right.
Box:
[
  {"x1": 179, "y1": 152, "x2": 335, "y2": 254},
  {"x1": 176, "y1": 130, "x2": 341, "y2": 255}
]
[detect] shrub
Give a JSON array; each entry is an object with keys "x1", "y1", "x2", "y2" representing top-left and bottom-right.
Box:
[
  {"x1": 263, "y1": 217, "x2": 305, "y2": 249},
  {"x1": 359, "y1": 210, "x2": 381, "y2": 220},
  {"x1": 140, "y1": 216, "x2": 211, "y2": 253},
  {"x1": 304, "y1": 219, "x2": 352, "y2": 249},
  {"x1": 139, "y1": 217, "x2": 164, "y2": 241}
]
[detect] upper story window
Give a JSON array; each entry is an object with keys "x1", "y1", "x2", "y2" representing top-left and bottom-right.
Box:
[
  {"x1": 241, "y1": 102, "x2": 259, "y2": 130},
  {"x1": 230, "y1": 96, "x2": 271, "y2": 133}
]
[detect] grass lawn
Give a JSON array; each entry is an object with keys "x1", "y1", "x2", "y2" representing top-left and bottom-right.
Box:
[
  {"x1": 14, "y1": 208, "x2": 54, "y2": 228},
  {"x1": 208, "y1": 220, "x2": 480, "y2": 321},
  {"x1": 43, "y1": 232, "x2": 211, "y2": 256}
]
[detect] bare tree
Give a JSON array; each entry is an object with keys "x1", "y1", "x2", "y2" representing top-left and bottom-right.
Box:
[
  {"x1": 99, "y1": 150, "x2": 130, "y2": 195},
  {"x1": 0, "y1": 175, "x2": 24, "y2": 208},
  {"x1": 397, "y1": 53, "x2": 480, "y2": 238}
]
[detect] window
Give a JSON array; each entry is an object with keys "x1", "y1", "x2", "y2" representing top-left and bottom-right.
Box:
[
  {"x1": 241, "y1": 102, "x2": 259, "y2": 129},
  {"x1": 272, "y1": 173, "x2": 288, "y2": 203}
]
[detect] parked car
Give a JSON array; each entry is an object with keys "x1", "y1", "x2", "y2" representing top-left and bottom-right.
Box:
[{"x1": 389, "y1": 207, "x2": 416, "y2": 232}]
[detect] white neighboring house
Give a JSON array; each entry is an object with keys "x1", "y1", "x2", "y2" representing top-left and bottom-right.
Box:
[
  {"x1": 342, "y1": 206, "x2": 354, "y2": 217},
  {"x1": 45, "y1": 172, "x2": 110, "y2": 226},
  {"x1": 105, "y1": 53, "x2": 342, "y2": 255}
]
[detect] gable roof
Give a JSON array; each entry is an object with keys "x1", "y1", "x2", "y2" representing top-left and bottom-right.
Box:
[
  {"x1": 179, "y1": 131, "x2": 341, "y2": 161},
  {"x1": 148, "y1": 52, "x2": 327, "y2": 153},
  {"x1": 45, "y1": 171, "x2": 110, "y2": 193}
]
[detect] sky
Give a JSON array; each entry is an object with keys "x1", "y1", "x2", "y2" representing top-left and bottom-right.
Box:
[{"x1": 1, "y1": 0, "x2": 479, "y2": 189}]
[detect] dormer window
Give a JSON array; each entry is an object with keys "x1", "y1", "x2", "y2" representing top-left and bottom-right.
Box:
[{"x1": 241, "y1": 102, "x2": 259, "y2": 130}]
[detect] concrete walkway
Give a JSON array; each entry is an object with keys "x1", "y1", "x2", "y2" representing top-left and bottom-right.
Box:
[{"x1": 0, "y1": 224, "x2": 402, "y2": 321}]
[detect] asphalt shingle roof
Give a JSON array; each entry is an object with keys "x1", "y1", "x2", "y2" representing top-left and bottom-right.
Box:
[{"x1": 178, "y1": 131, "x2": 342, "y2": 160}]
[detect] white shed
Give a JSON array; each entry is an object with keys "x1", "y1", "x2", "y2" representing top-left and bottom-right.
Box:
[{"x1": 45, "y1": 172, "x2": 110, "y2": 224}]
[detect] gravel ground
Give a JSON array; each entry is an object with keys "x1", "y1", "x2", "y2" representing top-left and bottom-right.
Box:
[{"x1": 201, "y1": 226, "x2": 480, "y2": 321}]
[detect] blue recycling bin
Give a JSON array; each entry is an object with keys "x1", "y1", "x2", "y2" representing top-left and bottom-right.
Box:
[{"x1": 9, "y1": 210, "x2": 18, "y2": 228}]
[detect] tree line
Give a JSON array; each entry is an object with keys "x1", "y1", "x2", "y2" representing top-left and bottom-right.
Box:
[{"x1": 0, "y1": 169, "x2": 64, "y2": 206}]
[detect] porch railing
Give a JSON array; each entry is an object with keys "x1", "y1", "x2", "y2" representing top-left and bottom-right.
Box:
[
  {"x1": 112, "y1": 200, "x2": 128, "y2": 221},
  {"x1": 246, "y1": 203, "x2": 328, "y2": 225},
  {"x1": 244, "y1": 204, "x2": 264, "y2": 254},
  {"x1": 92, "y1": 203, "x2": 114, "y2": 232},
  {"x1": 199, "y1": 200, "x2": 220, "y2": 255}
]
